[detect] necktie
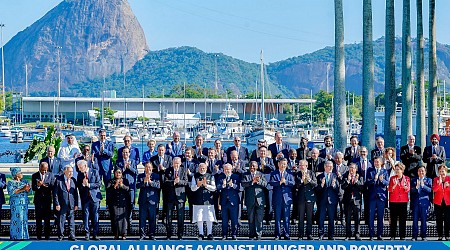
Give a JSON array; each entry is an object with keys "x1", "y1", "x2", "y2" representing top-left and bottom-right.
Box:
[
  {"x1": 160, "y1": 157, "x2": 163, "y2": 165},
  {"x1": 281, "y1": 171, "x2": 284, "y2": 179},
  {"x1": 278, "y1": 145, "x2": 281, "y2": 153},
  {"x1": 66, "y1": 179, "x2": 70, "y2": 191},
  {"x1": 41, "y1": 173, "x2": 44, "y2": 181},
  {"x1": 326, "y1": 174, "x2": 329, "y2": 186},
  {"x1": 226, "y1": 175, "x2": 230, "y2": 183},
  {"x1": 49, "y1": 158, "x2": 53, "y2": 170},
  {"x1": 175, "y1": 169, "x2": 178, "y2": 179},
  {"x1": 362, "y1": 160, "x2": 366, "y2": 171},
  {"x1": 353, "y1": 147, "x2": 356, "y2": 156},
  {"x1": 433, "y1": 146, "x2": 436, "y2": 154}
]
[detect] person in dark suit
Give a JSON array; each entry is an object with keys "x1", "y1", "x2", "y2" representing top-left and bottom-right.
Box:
[
  {"x1": 256, "y1": 146, "x2": 276, "y2": 224},
  {"x1": 268, "y1": 132, "x2": 291, "y2": 165},
  {"x1": 341, "y1": 163, "x2": 363, "y2": 241},
  {"x1": 333, "y1": 152, "x2": 348, "y2": 226},
  {"x1": 40, "y1": 145, "x2": 62, "y2": 176},
  {"x1": 166, "y1": 131, "x2": 185, "y2": 158},
  {"x1": 32, "y1": 162, "x2": 55, "y2": 240},
  {"x1": 295, "y1": 159, "x2": 317, "y2": 240},
  {"x1": 216, "y1": 163, "x2": 241, "y2": 240},
  {"x1": 250, "y1": 139, "x2": 271, "y2": 161},
  {"x1": 206, "y1": 147, "x2": 223, "y2": 218},
  {"x1": 307, "y1": 148, "x2": 325, "y2": 176},
  {"x1": 77, "y1": 159, "x2": 103, "y2": 241},
  {"x1": 316, "y1": 161, "x2": 340, "y2": 240},
  {"x1": 287, "y1": 149, "x2": 299, "y2": 224},
  {"x1": 423, "y1": 134, "x2": 446, "y2": 179},
  {"x1": 164, "y1": 157, "x2": 189, "y2": 239},
  {"x1": 319, "y1": 135, "x2": 339, "y2": 161},
  {"x1": 151, "y1": 144, "x2": 173, "y2": 223},
  {"x1": 193, "y1": 134, "x2": 208, "y2": 163},
  {"x1": 182, "y1": 147, "x2": 199, "y2": 222},
  {"x1": 0, "y1": 171, "x2": 5, "y2": 229},
  {"x1": 367, "y1": 156, "x2": 389, "y2": 240},
  {"x1": 242, "y1": 161, "x2": 267, "y2": 240},
  {"x1": 117, "y1": 135, "x2": 141, "y2": 165},
  {"x1": 75, "y1": 145, "x2": 99, "y2": 172},
  {"x1": 137, "y1": 162, "x2": 160, "y2": 240},
  {"x1": 410, "y1": 166, "x2": 432, "y2": 241},
  {"x1": 91, "y1": 129, "x2": 115, "y2": 186},
  {"x1": 269, "y1": 158, "x2": 295, "y2": 240},
  {"x1": 296, "y1": 137, "x2": 311, "y2": 161},
  {"x1": 229, "y1": 150, "x2": 247, "y2": 176},
  {"x1": 400, "y1": 135, "x2": 422, "y2": 178},
  {"x1": 370, "y1": 136, "x2": 385, "y2": 162},
  {"x1": 53, "y1": 165, "x2": 78, "y2": 241},
  {"x1": 142, "y1": 139, "x2": 157, "y2": 165},
  {"x1": 116, "y1": 147, "x2": 138, "y2": 235},
  {"x1": 344, "y1": 135, "x2": 360, "y2": 163},
  {"x1": 226, "y1": 136, "x2": 250, "y2": 164},
  {"x1": 354, "y1": 146, "x2": 372, "y2": 224}
]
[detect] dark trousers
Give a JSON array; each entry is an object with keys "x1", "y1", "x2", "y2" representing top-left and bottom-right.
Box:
[
  {"x1": 99, "y1": 168, "x2": 112, "y2": 187},
  {"x1": 139, "y1": 203, "x2": 157, "y2": 237},
  {"x1": 435, "y1": 202, "x2": 450, "y2": 238},
  {"x1": 82, "y1": 200, "x2": 100, "y2": 236},
  {"x1": 36, "y1": 204, "x2": 52, "y2": 239},
  {"x1": 274, "y1": 202, "x2": 291, "y2": 238},
  {"x1": 389, "y1": 202, "x2": 407, "y2": 238},
  {"x1": 412, "y1": 204, "x2": 429, "y2": 238},
  {"x1": 369, "y1": 198, "x2": 385, "y2": 237},
  {"x1": 247, "y1": 203, "x2": 264, "y2": 238},
  {"x1": 363, "y1": 190, "x2": 370, "y2": 224},
  {"x1": 337, "y1": 196, "x2": 344, "y2": 221},
  {"x1": 57, "y1": 209, "x2": 75, "y2": 238},
  {"x1": 345, "y1": 201, "x2": 361, "y2": 237},
  {"x1": 298, "y1": 201, "x2": 314, "y2": 237},
  {"x1": 319, "y1": 202, "x2": 337, "y2": 237},
  {"x1": 291, "y1": 189, "x2": 298, "y2": 221},
  {"x1": 128, "y1": 190, "x2": 136, "y2": 234},
  {"x1": 221, "y1": 202, "x2": 239, "y2": 237},
  {"x1": 263, "y1": 189, "x2": 273, "y2": 222},
  {"x1": 166, "y1": 202, "x2": 185, "y2": 238}
]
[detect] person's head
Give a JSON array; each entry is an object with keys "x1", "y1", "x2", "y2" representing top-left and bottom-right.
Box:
[
  {"x1": 114, "y1": 168, "x2": 123, "y2": 179},
  {"x1": 417, "y1": 166, "x2": 426, "y2": 178},
  {"x1": 195, "y1": 134, "x2": 204, "y2": 147},
  {"x1": 300, "y1": 137, "x2": 309, "y2": 148},
  {"x1": 223, "y1": 163, "x2": 232, "y2": 175},
  {"x1": 63, "y1": 165, "x2": 74, "y2": 179},
  {"x1": 373, "y1": 156, "x2": 383, "y2": 168},
  {"x1": 233, "y1": 136, "x2": 242, "y2": 147},
  {"x1": 173, "y1": 157, "x2": 181, "y2": 169},
  {"x1": 257, "y1": 139, "x2": 267, "y2": 148},
  {"x1": 214, "y1": 139, "x2": 222, "y2": 149},
  {"x1": 299, "y1": 160, "x2": 308, "y2": 171},
  {"x1": 350, "y1": 135, "x2": 359, "y2": 147},
  {"x1": 208, "y1": 148, "x2": 217, "y2": 159},
  {"x1": 66, "y1": 134, "x2": 75, "y2": 145},
  {"x1": 185, "y1": 147, "x2": 194, "y2": 159},
  {"x1": 39, "y1": 162, "x2": 49, "y2": 174},
  {"x1": 230, "y1": 150, "x2": 239, "y2": 162},
  {"x1": 278, "y1": 158, "x2": 288, "y2": 171},
  {"x1": 324, "y1": 161, "x2": 333, "y2": 173},
  {"x1": 394, "y1": 162, "x2": 405, "y2": 176},
  {"x1": 147, "y1": 139, "x2": 156, "y2": 150},
  {"x1": 275, "y1": 132, "x2": 283, "y2": 144},
  {"x1": 122, "y1": 147, "x2": 130, "y2": 160},
  {"x1": 310, "y1": 148, "x2": 319, "y2": 159},
  {"x1": 11, "y1": 167, "x2": 22, "y2": 180},
  {"x1": 98, "y1": 129, "x2": 107, "y2": 141},
  {"x1": 123, "y1": 135, "x2": 132, "y2": 147},
  {"x1": 82, "y1": 145, "x2": 91, "y2": 155},
  {"x1": 430, "y1": 134, "x2": 440, "y2": 146},
  {"x1": 348, "y1": 163, "x2": 357, "y2": 175},
  {"x1": 288, "y1": 148, "x2": 297, "y2": 160},
  {"x1": 77, "y1": 159, "x2": 88, "y2": 173},
  {"x1": 47, "y1": 146, "x2": 56, "y2": 158},
  {"x1": 407, "y1": 135, "x2": 416, "y2": 146},
  {"x1": 324, "y1": 136, "x2": 333, "y2": 147},
  {"x1": 384, "y1": 147, "x2": 395, "y2": 159},
  {"x1": 359, "y1": 146, "x2": 368, "y2": 158},
  {"x1": 157, "y1": 144, "x2": 165, "y2": 156},
  {"x1": 376, "y1": 136, "x2": 385, "y2": 149},
  {"x1": 249, "y1": 161, "x2": 258, "y2": 173},
  {"x1": 144, "y1": 162, "x2": 153, "y2": 174},
  {"x1": 438, "y1": 165, "x2": 448, "y2": 178},
  {"x1": 173, "y1": 132, "x2": 180, "y2": 143},
  {"x1": 198, "y1": 163, "x2": 207, "y2": 175},
  {"x1": 259, "y1": 146, "x2": 267, "y2": 158},
  {"x1": 334, "y1": 152, "x2": 344, "y2": 165}
]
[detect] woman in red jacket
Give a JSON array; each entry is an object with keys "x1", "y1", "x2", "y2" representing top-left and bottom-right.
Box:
[
  {"x1": 432, "y1": 165, "x2": 450, "y2": 241},
  {"x1": 388, "y1": 162, "x2": 410, "y2": 240}
]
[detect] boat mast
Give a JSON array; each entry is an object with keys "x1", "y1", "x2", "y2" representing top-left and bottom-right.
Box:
[{"x1": 260, "y1": 50, "x2": 265, "y2": 130}]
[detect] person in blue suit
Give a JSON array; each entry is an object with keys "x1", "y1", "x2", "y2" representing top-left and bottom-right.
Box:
[
  {"x1": 226, "y1": 136, "x2": 250, "y2": 164},
  {"x1": 137, "y1": 162, "x2": 160, "y2": 240},
  {"x1": 91, "y1": 129, "x2": 115, "y2": 186},
  {"x1": 0, "y1": 171, "x2": 6, "y2": 229},
  {"x1": 117, "y1": 135, "x2": 140, "y2": 164},
  {"x1": 216, "y1": 163, "x2": 241, "y2": 240},
  {"x1": 269, "y1": 158, "x2": 295, "y2": 240},
  {"x1": 77, "y1": 160, "x2": 103, "y2": 241},
  {"x1": 166, "y1": 131, "x2": 185, "y2": 158},
  {"x1": 367, "y1": 156, "x2": 389, "y2": 240},
  {"x1": 410, "y1": 166, "x2": 432, "y2": 241},
  {"x1": 316, "y1": 160, "x2": 340, "y2": 240},
  {"x1": 142, "y1": 139, "x2": 157, "y2": 165},
  {"x1": 268, "y1": 132, "x2": 291, "y2": 166}
]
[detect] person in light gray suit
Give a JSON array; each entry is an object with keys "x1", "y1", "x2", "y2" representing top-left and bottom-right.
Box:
[
  {"x1": 333, "y1": 152, "x2": 349, "y2": 225},
  {"x1": 242, "y1": 161, "x2": 267, "y2": 240}
]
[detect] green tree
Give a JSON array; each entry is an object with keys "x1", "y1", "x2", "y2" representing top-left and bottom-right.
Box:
[
  {"x1": 24, "y1": 126, "x2": 63, "y2": 163},
  {"x1": 93, "y1": 107, "x2": 117, "y2": 122},
  {"x1": 313, "y1": 90, "x2": 333, "y2": 124}
]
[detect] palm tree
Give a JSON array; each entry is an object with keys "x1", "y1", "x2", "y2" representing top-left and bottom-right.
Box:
[
  {"x1": 384, "y1": 0, "x2": 396, "y2": 148},
  {"x1": 416, "y1": 0, "x2": 426, "y2": 149},
  {"x1": 333, "y1": 0, "x2": 346, "y2": 153},
  {"x1": 428, "y1": 0, "x2": 438, "y2": 135},
  {"x1": 401, "y1": 0, "x2": 413, "y2": 145}
]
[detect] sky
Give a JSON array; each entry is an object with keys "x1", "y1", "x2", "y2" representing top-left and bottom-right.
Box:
[{"x1": 1, "y1": 0, "x2": 450, "y2": 63}]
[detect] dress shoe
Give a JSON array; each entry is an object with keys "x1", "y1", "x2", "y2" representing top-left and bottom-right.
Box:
[
  {"x1": 421, "y1": 237, "x2": 427, "y2": 241},
  {"x1": 37, "y1": 237, "x2": 42, "y2": 241},
  {"x1": 307, "y1": 235, "x2": 314, "y2": 240},
  {"x1": 369, "y1": 237, "x2": 374, "y2": 241},
  {"x1": 298, "y1": 236, "x2": 304, "y2": 240},
  {"x1": 446, "y1": 237, "x2": 449, "y2": 241},
  {"x1": 139, "y1": 236, "x2": 146, "y2": 241},
  {"x1": 198, "y1": 235, "x2": 204, "y2": 240},
  {"x1": 284, "y1": 236, "x2": 291, "y2": 240},
  {"x1": 274, "y1": 236, "x2": 280, "y2": 240},
  {"x1": 177, "y1": 236, "x2": 183, "y2": 240},
  {"x1": 92, "y1": 236, "x2": 101, "y2": 241},
  {"x1": 45, "y1": 237, "x2": 50, "y2": 241},
  {"x1": 344, "y1": 237, "x2": 349, "y2": 241},
  {"x1": 57, "y1": 236, "x2": 63, "y2": 241},
  {"x1": 377, "y1": 236, "x2": 383, "y2": 241},
  {"x1": 318, "y1": 235, "x2": 324, "y2": 241},
  {"x1": 390, "y1": 237, "x2": 395, "y2": 240},
  {"x1": 438, "y1": 237, "x2": 443, "y2": 241},
  {"x1": 207, "y1": 234, "x2": 214, "y2": 240},
  {"x1": 165, "y1": 237, "x2": 171, "y2": 240},
  {"x1": 122, "y1": 236, "x2": 127, "y2": 240},
  {"x1": 256, "y1": 236, "x2": 262, "y2": 241},
  {"x1": 114, "y1": 236, "x2": 119, "y2": 240},
  {"x1": 221, "y1": 236, "x2": 226, "y2": 240},
  {"x1": 329, "y1": 236, "x2": 335, "y2": 240},
  {"x1": 411, "y1": 238, "x2": 416, "y2": 241},
  {"x1": 355, "y1": 235, "x2": 361, "y2": 241},
  {"x1": 231, "y1": 235, "x2": 237, "y2": 240},
  {"x1": 85, "y1": 236, "x2": 90, "y2": 241},
  {"x1": 149, "y1": 236, "x2": 155, "y2": 240},
  {"x1": 68, "y1": 237, "x2": 77, "y2": 241}
]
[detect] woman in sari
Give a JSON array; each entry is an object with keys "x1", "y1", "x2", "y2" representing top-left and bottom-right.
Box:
[{"x1": 7, "y1": 167, "x2": 31, "y2": 240}]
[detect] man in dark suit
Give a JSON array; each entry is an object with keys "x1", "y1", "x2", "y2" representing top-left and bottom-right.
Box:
[
  {"x1": 92, "y1": 129, "x2": 115, "y2": 186},
  {"x1": 410, "y1": 166, "x2": 432, "y2": 241},
  {"x1": 193, "y1": 134, "x2": 208, "y2": 163},
  {"x1": 316, "y1": 161, "x2": 340, "y2": 240},
  {"x1": 341, "y1": 163, "x2": 363, "y2": 241},
  {"x1": 182, "y1": 147, "x2": 198, "y2": 222},
  {"x1": 307, "y1": 148, "x2": 325, "y2": 176},
  {"x1": 370, "y1": 136, "x2": 385, "y2": 161},
  {"x1": 227, "y1": 136, "x2": 250, "y2": 164},
  {"x1": 75, "y1": 145, "x2": 99, "y2": 172},
  {"x1": 242, "y1": 161, "x2": 267, "y2": 240},
  {"x1": 117, "y1": 135, "x2": 140, "y2": 164},
  {"x1": 229, "y1": 150, "x2": 247, "y2": 176},
  {"x1": 164, "y1": 157, "x2": 189, "y2": 239},
  {"x1": 166, "y1": 131, "x2": 185, "y2": 158},
  {"x1": 40, "y1": 145, "x2": 62, "y2": 176},
  {"x1": 344, "y1": 135, "x2": 360, "y2": 163},
  {"x1": 295, "y1": 159, "x2": 317, "y2": 240},
  {"x1": 354, "y1": 146, "x2": 372, "y2": 224},
  {"x1": 32, "y1": 162, "x2": 55, "y2": 240},
  {"x1": 0, "y1": 171, "x2": 5, "y2": 229},
  {"x1": 137, "y1": 162, "x2": 161, "y2": 240},
  {"x1": 269, "y1": 158, "x2": 295, "y2": 240},
  {"x1": 151, "y1": 143, "x2": 173, "y2": 224},
  {"x1": 287, "y1": 149, "x2": 299, "y2": 172},
  {"x1": 206, "y1": 147, "x2": 223, "y2": 218},
  {"x1": 53, "y1": 165, "x2": 78, "y2": 241},
  {"x1": 255, "y1": 146, "x2": 276, "y2": 224},
  {"x1": 268, "y1": 132, "x2": 291, "y2": 165},
  {"x1": 423, "y1": 133, "x2": 446, "y2": 179},
  {"x1": 296, "y1": 137, "x2": 311, "y2": 161},
  {"x1": 367, "y1": 156, "x2": 389, "y2": 240},
  {"x1": 116, "y1": 147, "x2": 138, "y2": 234},
  {"x1": 250, "y1": 139, "x2": 268, "y2": 161},
  {"x1": 216, "y1": 163, "x2": 241, "y2": 240},
  {"x1": 400, "y1": 135, "x2": 422, "y2": 178},
  {"x1": 319, "y1": 135, "x2": 339, "y2": 161},
  {"x1": 333, "y1": 152, "x2": 348, "y2": 226},
  {"x1": 77, "y1": 159, "x2": 103, "y2": 241}
]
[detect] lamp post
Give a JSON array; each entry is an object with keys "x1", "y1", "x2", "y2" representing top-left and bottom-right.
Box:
[
  {"x1": 55, "y1": 45, "x2": 62, "y2": 124},
  {"x1": 1, "y1": 23, "x2": 5, "y2": 113}
]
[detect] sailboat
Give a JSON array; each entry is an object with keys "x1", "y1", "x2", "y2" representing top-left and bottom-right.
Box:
[{"x1": 245, "y1": 50, "x2": 276, "y2": 145}]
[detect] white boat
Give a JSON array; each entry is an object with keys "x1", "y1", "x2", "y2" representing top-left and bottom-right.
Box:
[
  {"x1": 0, "y1": 125, "x2": 11, "y2": 137},
  {"x1": 109, "y1": 127, "x2": 129, "y2": 144},
  {"x1": 10, "y1": 127, "x2": 24, "y2": 143}
]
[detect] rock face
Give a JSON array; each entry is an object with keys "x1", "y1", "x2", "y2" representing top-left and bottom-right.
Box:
[{"x1": 2, "y1": 0, "x2": 148, "y2": 95}]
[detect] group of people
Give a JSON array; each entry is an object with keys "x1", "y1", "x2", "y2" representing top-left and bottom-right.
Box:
[{"x1": 1, "y1": 129, "x2": 450, "y2": 242}]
